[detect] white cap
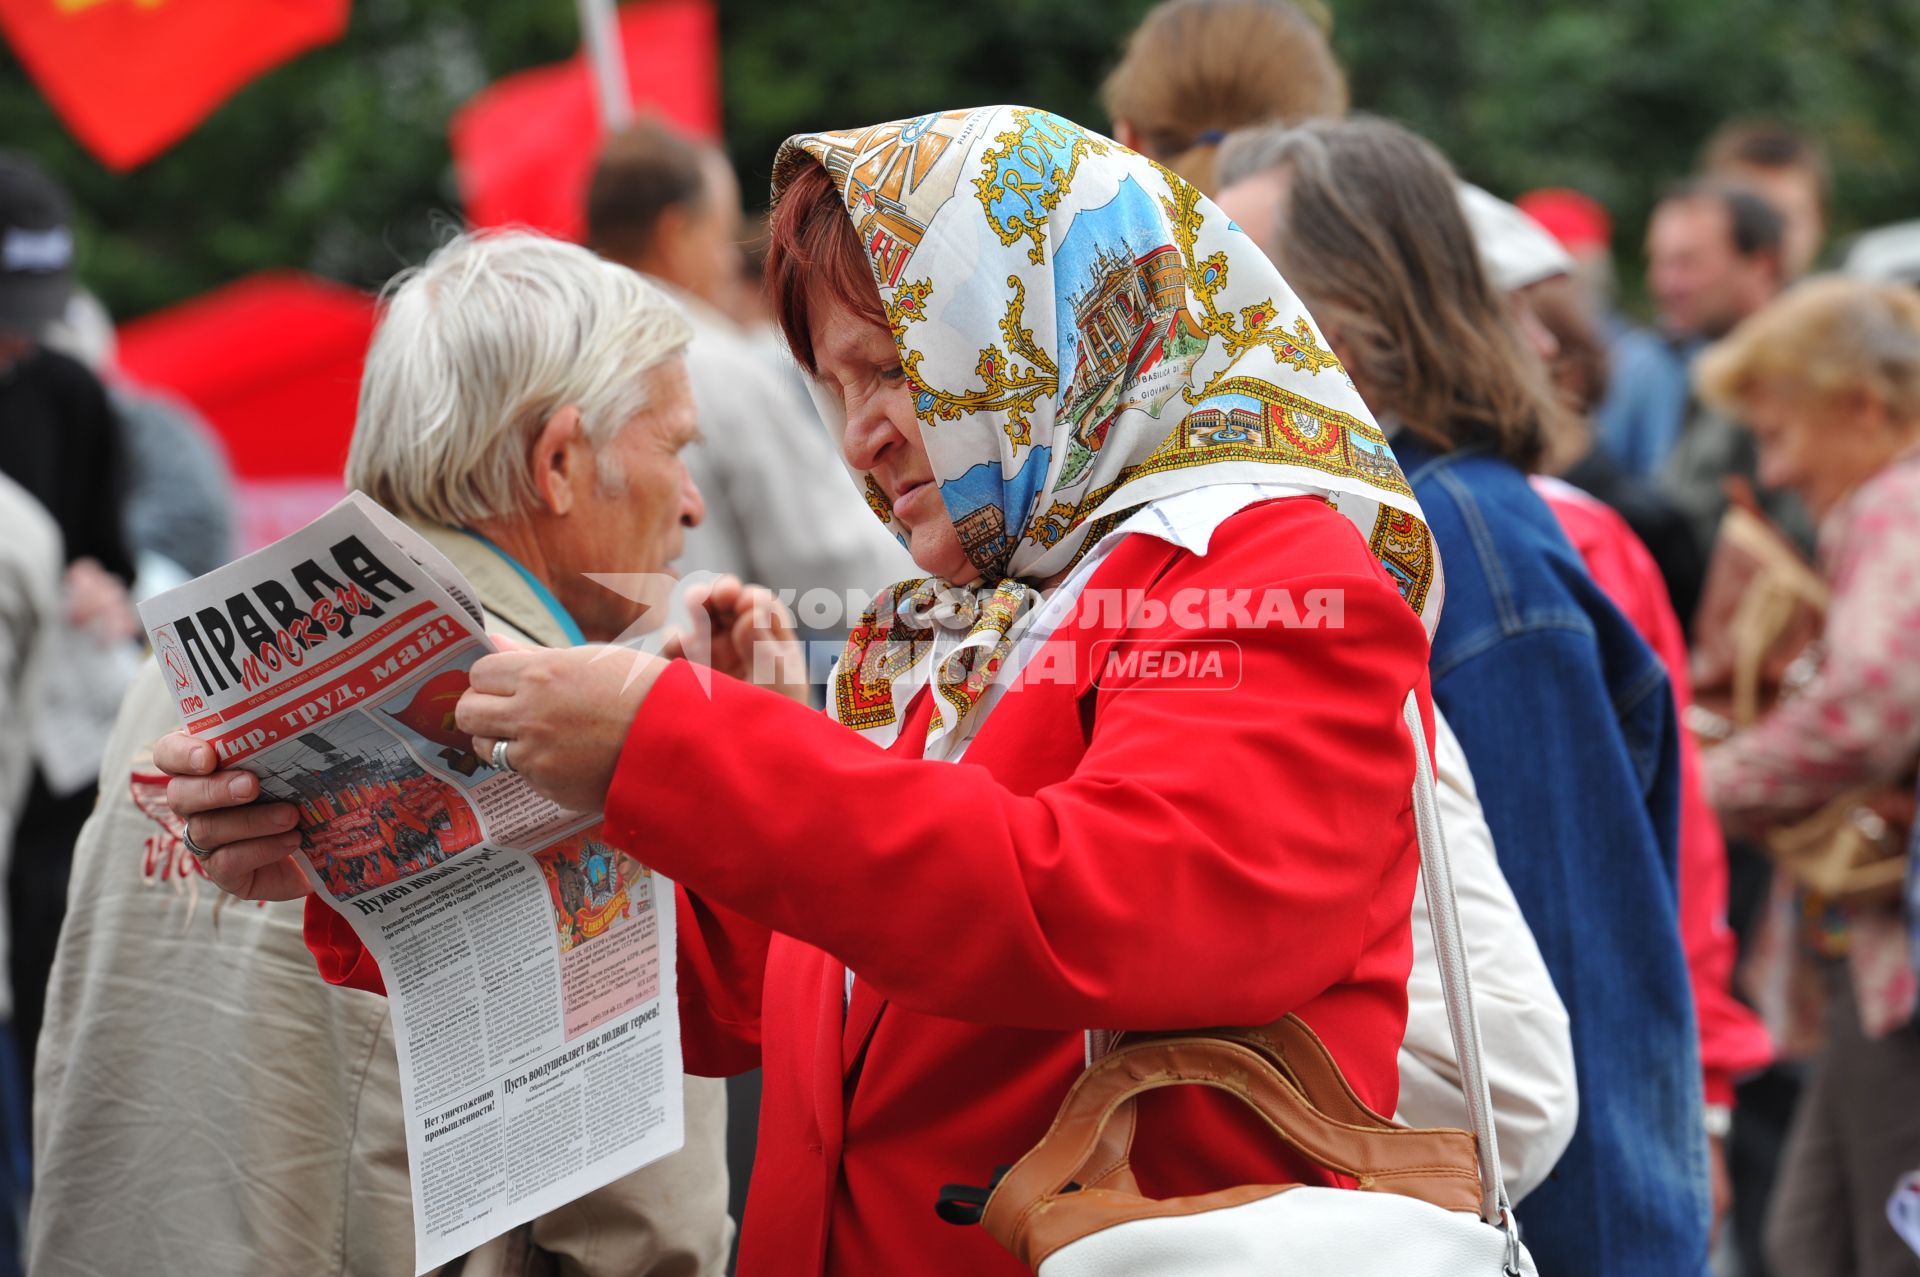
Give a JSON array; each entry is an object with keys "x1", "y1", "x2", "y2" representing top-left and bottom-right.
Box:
[
  {"x1": 1457, "y1": 182, "x2": 1574, "y2": 292},
  {"x1": 1843, "y1": 220, "x2": 1920, "y2": 286}
]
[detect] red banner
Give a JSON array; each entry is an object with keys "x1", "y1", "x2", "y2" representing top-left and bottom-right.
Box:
[
  {"x1": 0, "y1": 0, "x2": 350, "y2": 171},
  {"x1": 116, "y1": 271, "x2": 375, "y2": 550},
  {"x1": 451, "y1": 0, "x2": 719, "y2": 242}
]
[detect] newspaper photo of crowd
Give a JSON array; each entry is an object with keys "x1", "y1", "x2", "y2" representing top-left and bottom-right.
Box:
[{"x1": 256, "y1": 711, "x2": 484, "y2": 899}]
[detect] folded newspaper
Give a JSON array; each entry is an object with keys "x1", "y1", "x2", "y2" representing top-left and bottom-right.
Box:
[{"x1": 137, "y1": 492, "x2": 684, "y2": 1274}]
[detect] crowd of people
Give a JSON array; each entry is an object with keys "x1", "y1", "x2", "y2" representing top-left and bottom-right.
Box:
[{"x1": 1, "y1": 2, "x2": 1917, "y2": 1275}]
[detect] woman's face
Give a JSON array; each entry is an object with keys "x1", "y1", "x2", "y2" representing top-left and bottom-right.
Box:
[
  {"x1": 1742, "y1": 380, "x2": 1894, "y2": 519},
  {"x1": 807, "y1": 289, "x2": 979, "y2": 584}
]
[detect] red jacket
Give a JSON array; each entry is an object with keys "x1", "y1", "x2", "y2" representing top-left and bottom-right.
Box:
[
  {"x1": 1535, "y1": 479, "x2": 1773, "y2": 1106},
  {"x1": 308, "y1": 497, "x2": 1435, "y2": 1276}
]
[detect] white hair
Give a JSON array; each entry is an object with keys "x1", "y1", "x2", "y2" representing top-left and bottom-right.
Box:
[{"x1": 346, "y1": 229, "x2": 691, "y2": 527}]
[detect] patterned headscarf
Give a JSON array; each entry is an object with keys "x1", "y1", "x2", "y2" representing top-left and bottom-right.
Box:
[{"x1": 772, "y1": 106, "x2": 1440, "y2": 752}]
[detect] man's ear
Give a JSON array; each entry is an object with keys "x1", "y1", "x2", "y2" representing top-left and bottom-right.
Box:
[
  {"x1": 1112, "y1": 118, "x2": 1143, "y2": 153},
  {"x1": 529, "y1": 405, "x2": 585, "y2": 516}
]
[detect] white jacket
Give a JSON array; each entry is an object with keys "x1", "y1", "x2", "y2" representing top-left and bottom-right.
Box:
[{"x1": 1397, "y1": 710, "x2": 1578, "y2": 1201}]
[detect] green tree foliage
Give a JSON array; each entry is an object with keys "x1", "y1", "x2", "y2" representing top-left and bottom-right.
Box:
[
  {"x1": 1331, "y1": 0, "x2": 1920, "y2": 277},
  {"x1": 3, "y1": 0, "x2": 1915, "y2": 321}
]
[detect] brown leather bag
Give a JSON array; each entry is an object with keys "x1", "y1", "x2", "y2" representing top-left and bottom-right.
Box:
[
  {"x1": 1765, "y1": 785, "x2": 1916, "y2": 909},
  {"x1": 1687, "y1": 478, "x2": 1827, "y2": 737},
  {"x1": 977, "y1": 1017, "x2": 1492, "y2": 1270}
]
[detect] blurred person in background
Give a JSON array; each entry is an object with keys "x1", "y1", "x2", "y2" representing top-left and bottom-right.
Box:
[
  {"x1": 1845, "y1": 220, "x2": 1920, "y2": 288},
  {"x1": 0, "y1": 477, "x2": 57, "y2": 1277},
  {"x1": 1643, "y1": 180, "x2": 1811, "y2": 560},
  {"x1": 1102, "y1": 0, "x2": 1346, "y2": 196},
  {"x1": 587, "y1": 119, "x2": 911, "y2": 607},
  {"x1": 1469, "y1": 189, "x2": 1707, "y2": 622},
  {"x1": 729, "y1": 211, "x2": 775, "y2": 332},
  {"x1": 1110, "y1": 6, "x2": 1581, "y2": 1197},
  {"x1": 1522, "y1": 185, "x2": 1717, "y2": 503},
  {"x1": 1516, "y1": 186, "x2": 1618, "y2": 318},
  {"x1": 1462, "y1": 186, "x2": 1773, "y2": 1245},
  {"x1": 0, "y1": 151, "x2": 140, "y2": 1113},
  {"x1": 1694, "y1": 276, "x2": 1920, "y2": 1277},
  {"x1": 0, "y1": 155, "x2": 133, "y2": 588},
  {"x1": 42, "y1": 289, "x2": 235, "y2": 591},
  {"x1": 32, "y1": 230, "x2": 738, "y2": 1277},
  {"x1": 1702, "y1": 118, "x2": 1829, "y2": 281},
  {"x1": 729, "y1": 209, "x2": 824, "y2": 415},
  {"x1": 1219, "y1": 116, "x2": 1710, "y2": 1276}
]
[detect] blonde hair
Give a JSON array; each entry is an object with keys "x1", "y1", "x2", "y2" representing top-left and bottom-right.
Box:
[
  {"x1": 1233, "y1": 117, "x2": 1561, "y2": 471},
  {"x1": 1696, "y1": 275, "x2": 1920, "y2": 424},
  {"x1": 346, "y1": 230, "x2": 691, "y2": 528},
  {"x1": 1103, "y1": 0, "x2": 1346, "y2": 195}
]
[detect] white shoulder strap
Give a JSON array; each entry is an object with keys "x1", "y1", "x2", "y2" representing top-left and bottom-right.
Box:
[{"x1": 1401, "y1": 689, "x2": 1514, "y2": 1231}]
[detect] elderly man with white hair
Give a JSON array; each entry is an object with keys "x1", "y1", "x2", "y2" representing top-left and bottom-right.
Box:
[{"x1": 33, "y1": 230, "x2": 766, "y2": 1277}]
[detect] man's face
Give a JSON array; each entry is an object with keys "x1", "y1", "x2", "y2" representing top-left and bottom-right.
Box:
[
  {"x1": 1721, "y1": 164, "x2": 1824, "y2": 279},
  {"x1": 1646, "y1": 197, "x2": 1777, "y2": 340},
  {"x1": 553, "y1": 357, "x2": 706, "y2": 640},
  {"x1": 671, "y1": 155, "x2": 746, "y2": 314}
]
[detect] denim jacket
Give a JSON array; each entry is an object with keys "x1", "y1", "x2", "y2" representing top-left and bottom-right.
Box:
[{"x1": 1392, "y1": 434, "x2": 1710, "y2": 1275}]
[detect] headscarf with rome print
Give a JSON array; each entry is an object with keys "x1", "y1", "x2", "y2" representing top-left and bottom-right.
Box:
[{"x1": 771, "y1": 105, "x2": 1440, "y2": 754}]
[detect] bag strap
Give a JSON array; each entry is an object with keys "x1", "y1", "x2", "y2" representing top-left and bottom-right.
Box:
[
  {"x1": 979, "y1": 1034, "x2": 1487, "y2": 1269},
  {"x1": 1399, "y1": 689, "x2": 1514, "y2": 1234}
]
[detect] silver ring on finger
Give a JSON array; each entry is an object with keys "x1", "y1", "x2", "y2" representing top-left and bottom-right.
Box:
[
  {"x1": 180, "y1": 821, "x2": 215, "y2": 860},
  {"x1": 491, "y1": 738, "x2": 515, "y2": 773}
]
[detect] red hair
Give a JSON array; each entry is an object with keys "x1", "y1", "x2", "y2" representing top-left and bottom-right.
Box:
[{"x1": 765, "y1": 160, "x2": 887, "y2": 374}]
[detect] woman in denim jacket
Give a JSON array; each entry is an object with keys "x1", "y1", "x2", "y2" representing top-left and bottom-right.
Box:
[{"x1": 1217, "y1": 117, "x2": 1710, "y2": 1275}]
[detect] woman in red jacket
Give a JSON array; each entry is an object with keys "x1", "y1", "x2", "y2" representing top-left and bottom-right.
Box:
[{"x1": 165, "y1": 107, "x2": 1446, "y2": 1276}]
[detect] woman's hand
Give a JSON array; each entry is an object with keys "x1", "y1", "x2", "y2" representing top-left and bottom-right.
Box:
[
  {"x1": 459, "y1": 641, "x2": 669, "y2": 815},
  {"x1": 151, "y1": 732, "x2": 312, "y2": 901},
  {"x1": 664, "y1": 576, "x2": 809, "y2": 704}
]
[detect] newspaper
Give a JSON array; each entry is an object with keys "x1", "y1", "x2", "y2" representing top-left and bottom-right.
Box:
[{"x1": 137, "y1": 493, "x2": 683, "y2": 1274}]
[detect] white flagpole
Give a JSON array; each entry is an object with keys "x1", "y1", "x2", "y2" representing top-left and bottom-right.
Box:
[{"x1": 575, "y1": 0, "x2": 634, "y2": 130}]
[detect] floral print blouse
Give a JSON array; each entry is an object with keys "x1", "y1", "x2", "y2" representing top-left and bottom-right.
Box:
[{"x1": 1705, "y1": 443, "x2": 1920, "y2": 824}]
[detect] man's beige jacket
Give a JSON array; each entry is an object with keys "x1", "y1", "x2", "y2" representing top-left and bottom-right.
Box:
[{"x1": 30, "y1": 522, "x2": 731, "y2": 1277}]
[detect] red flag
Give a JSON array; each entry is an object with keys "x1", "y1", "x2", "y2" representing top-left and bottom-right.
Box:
[
  {"x1": 0, "y1": 0, "x2": 350, "y2": 171},
  {"x1": 451, "y1": 0, "x2": 719, "y2": 242},
  {"x1": 115, "y1": 271, "x2": 375, "y2": 550}
]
